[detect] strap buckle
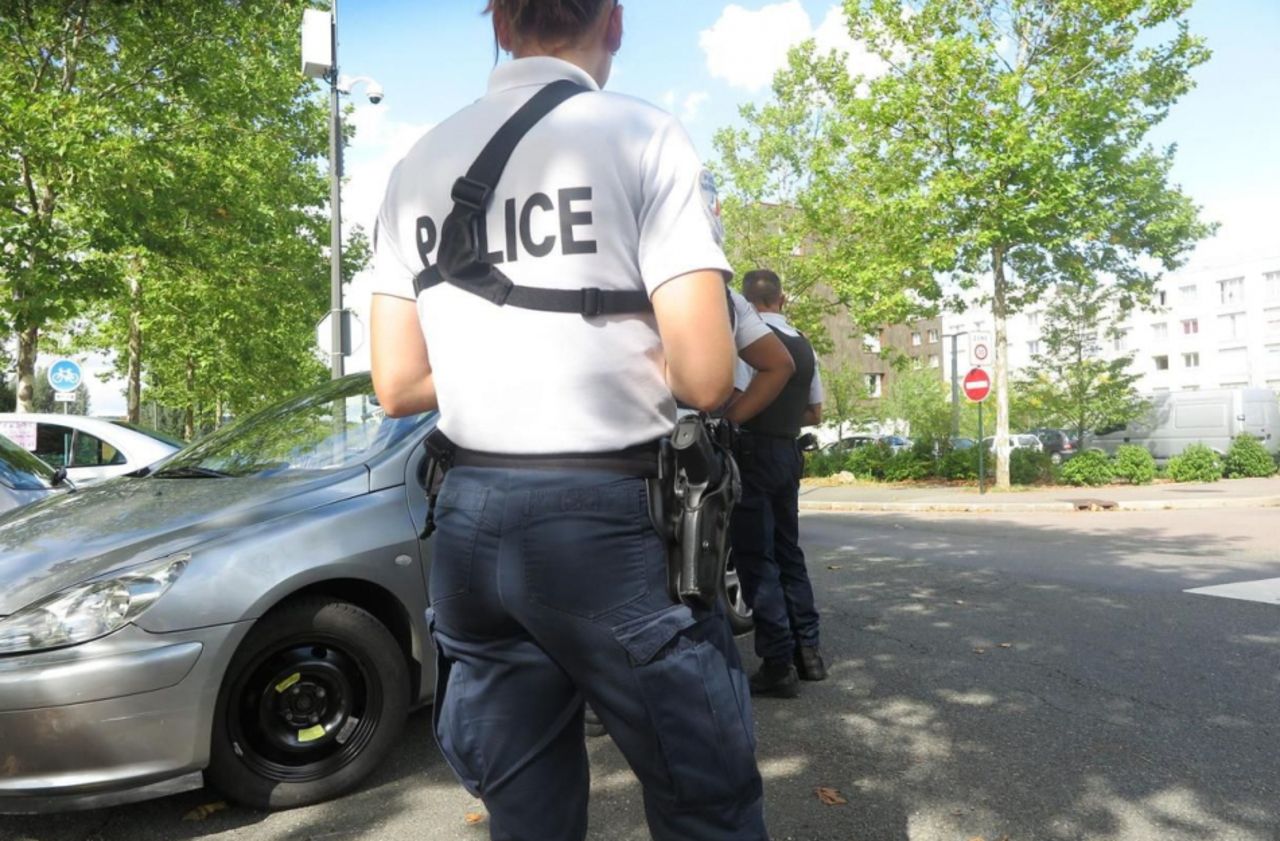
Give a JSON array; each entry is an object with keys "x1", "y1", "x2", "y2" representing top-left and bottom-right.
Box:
[
  {"x1": 451, "y1": 176, "x2": 492, "y2": 211},
  {"x1": 581, "y1": 287, "x2": 603, "y2": 317}
]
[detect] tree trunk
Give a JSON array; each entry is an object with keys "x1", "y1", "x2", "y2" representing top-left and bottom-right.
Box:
[
  {"x1": 127, "y1": 273, "x2": 143, "y2": 423},
  {"x1": 16, "y1": 326, "x2": 38, "y2": 414},
  {"x1": 183, "y1": 356, "x2": 196, "y2": 441},
  {"x1": 992, "y1": 246, "x2": 1011, "y2": 489}
]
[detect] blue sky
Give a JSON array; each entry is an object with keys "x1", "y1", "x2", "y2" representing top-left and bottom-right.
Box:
[{"x1": 336, "y1": 0, "x2": 1280, "y2": 273}]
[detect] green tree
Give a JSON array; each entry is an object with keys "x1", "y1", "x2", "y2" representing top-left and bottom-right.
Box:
[
  {"x1": 822, "y1": 360, "x2": 873, "y2": 438},
  {"x1": 880, "y1": 363, "x2": 950, "y2": 444},
  {"x1": 717, "y1": 0, "x2": 1213, "y2": 489},
  {"x1": 1015, "y1": 278, "x2": 1147, "y2": 446}
]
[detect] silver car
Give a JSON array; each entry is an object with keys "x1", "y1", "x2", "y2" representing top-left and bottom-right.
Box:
[
  {"x1": 0, "y1": 375, "x2": 438, "y2": 814},
  {"x1": 0, "y1": 434, "x2": 71, "y2": 514}
]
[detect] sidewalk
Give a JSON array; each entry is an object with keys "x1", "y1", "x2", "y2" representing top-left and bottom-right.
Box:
[{"x1": 798, "y1": 476, "x2": 1280, "y2": 513}]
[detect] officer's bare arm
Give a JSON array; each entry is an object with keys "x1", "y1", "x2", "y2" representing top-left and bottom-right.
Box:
[
  {"x1": 651, "y1": 270, "x2": 736, "y2": 411},
  {"x1": 802, "y1": 403, "x2": 823, "y2": 427},
  {"x1": 370, "y1": 294, "x2": 438, "y2": 417},
  {"x1": 724, "y1": 332, "x2": 795, "y2": 425}
]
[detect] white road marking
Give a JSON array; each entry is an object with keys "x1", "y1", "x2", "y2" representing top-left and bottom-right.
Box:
[{"x1": 1185, "y1": 577, "x2": 1280, "y2": 605}]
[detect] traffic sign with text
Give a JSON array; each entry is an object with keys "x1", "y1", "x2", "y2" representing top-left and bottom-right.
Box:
[{"x1": 969, "y1": 332, "x2": 992, "y2": 368}]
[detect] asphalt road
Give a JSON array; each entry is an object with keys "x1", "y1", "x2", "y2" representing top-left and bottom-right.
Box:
[{"x1": 3, "y1": 507, "x2": 1278, "y2": 841}]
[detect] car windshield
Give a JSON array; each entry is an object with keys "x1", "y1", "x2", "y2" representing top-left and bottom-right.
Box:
[
  {"x1": 0, "y1": 434, "x2": 56, "y2": 490},
  {"x1": 109, "y1": 420, "x2": 184, "y2": 449},
  {"x1": 153, "y1": 375, "x2": 433, "y2": 479}
]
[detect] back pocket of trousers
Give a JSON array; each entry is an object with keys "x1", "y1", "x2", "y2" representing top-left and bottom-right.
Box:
[
  {"x1": 613, "y1": 605, "x2": 760, "y2": 805},
  {"x1": 429, "y1": 487, "x2": 488, "y2": 604}
]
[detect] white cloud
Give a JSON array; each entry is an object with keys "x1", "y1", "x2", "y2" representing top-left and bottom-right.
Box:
[
  {"x1": 700, "y1": 2, "x2": 887, "y2": 93},
  {"x1": 660, "y1": 89, "x2": 678, "y2": 111},
  {"x1": 682, "y1": 91, "x2": 710, "y2": 123},
  {"x1": 699, "y1": 2, "x2": 814, "y2": 92},
  {"x1": 343, "y1": 103, "x2": 435, "y2": 237}
]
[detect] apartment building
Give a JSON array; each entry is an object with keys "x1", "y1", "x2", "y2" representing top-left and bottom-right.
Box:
[
  {"x1": 819, "y1": 309, "x2": 944, "y2": 399},
  {"x1": 940, "y1": 257, "x2": 1280, "y2": 394}
]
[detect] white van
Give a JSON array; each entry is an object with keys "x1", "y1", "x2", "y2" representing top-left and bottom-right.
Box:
[{"x1": 1087, "y1": 388, "x2": 1280, "y2": 463}]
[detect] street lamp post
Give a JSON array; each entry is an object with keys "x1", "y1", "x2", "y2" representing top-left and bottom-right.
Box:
[
  {"x1": 943, "y1": 331, "x2": 969, "y2": 437},
  {"x1": 301, "y1": 2, "x2": 383, "y2": 380}
]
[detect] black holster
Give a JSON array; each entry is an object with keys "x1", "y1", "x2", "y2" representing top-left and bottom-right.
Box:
[
  {"x1": 418, "y1": 428, "x2": 456, "y2": 539},
  {"x1": 648, "y1": 415, "x2": 742, "y2": 610}
]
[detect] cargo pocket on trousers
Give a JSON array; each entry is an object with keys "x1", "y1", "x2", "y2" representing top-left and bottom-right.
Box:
[
  {"x1": 613, "y1": 604, "x2": 760, "y2": 805},
  {"x1": 427, "y1": 610, "x2": 483, "y2": 797}
]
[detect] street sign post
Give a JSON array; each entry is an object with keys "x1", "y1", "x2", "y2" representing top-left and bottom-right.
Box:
[
  {"x1": 315, "y1": 309, "x2": 364, "y2": 358},
  {"x1": 963, "y1": 367, "x2": 992, "y2": 493},
  {"x1": 48, "y1": 359, "x2": 82, "y2": 414},
  {"x1": 969, "y1": 332, "x2": 993, "y2": 368}
]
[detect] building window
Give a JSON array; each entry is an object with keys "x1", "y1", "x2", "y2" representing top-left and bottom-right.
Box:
[
  {"x1": 1157, "y1": 289, "x2": 1167, "y2": 307},
  {"x1": 1182, "y1": 318, "x2": 1199, "y2": 335},
  {"x1": 1266, "y1": 344, "x2": 1280, "y2": 372},
  {"x1": 1112, "y1": 329, "x2": 1130, "y2": 352},
  {"x1": 1153, "y1": 355, "x2": 1169, "y2": 371},
  {"x1": 1183, "y1": 352, "x2": 1200, "y2": 368},
  {"x1": 1151, "y1": 322, "x2": 1168, "y2": 341},
  {"x1": 1027, "y1": 340, "x2": 1040, "y2": 356},
  {"x1": 866, "y1": 373, "x2": 884, "y2": 398},
  {"x1": 927, "y1": 329, "x2": 939, "y2": 343},
  {"x1": 1027, "y1": 312, "x2": 1040, "y2": 330},
  {"x1": 1217, "y1": 277, "x2": 1245, "y2": 305},
  {"x1": 1179, "y1": 284, "x2": 1198, "y2": 303},
  {"x1": 1267, "y1": 271, "x2": 1280, "y2": 302},
  {"x1": 1183, "y1": 385, "x2": 1200, "y2": 391},
  {"x1": 928, "y1": 354, "x2": 941, "y2": 368},
  {"x1": 1218, "y1": 312, "x2": 1247, "y2": 342},
  {"x1": 1219, "y1": 347, "x2": 1247, "y2": 373},
  {"x1": 911, "y1": 331, "x2": 922, "y2": 346},
  {"x1": 864, "y1": 334, "x2": 881, "y2": 353},
  {"x1": 1266, "y1": 308, "x2": 1280, "y2": 339}
]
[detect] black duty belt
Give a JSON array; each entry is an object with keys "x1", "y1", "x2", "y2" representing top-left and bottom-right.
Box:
[{"x1": 450, "y1": 441, "x2": 660, "y2": 478}]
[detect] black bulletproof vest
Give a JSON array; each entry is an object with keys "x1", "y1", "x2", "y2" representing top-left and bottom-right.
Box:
[{"x1": 742, "y1": 325, "x2": 815, "y2": 439}]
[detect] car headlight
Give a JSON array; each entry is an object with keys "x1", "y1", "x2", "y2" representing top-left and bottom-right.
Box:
[{"x1": 0, "y1": 554, "x2": 189, "y2": 655}]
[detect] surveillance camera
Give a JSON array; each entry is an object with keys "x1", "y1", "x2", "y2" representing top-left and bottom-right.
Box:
[{"x1": 367, "y1": 83, "x2": 384, "y2": 105}]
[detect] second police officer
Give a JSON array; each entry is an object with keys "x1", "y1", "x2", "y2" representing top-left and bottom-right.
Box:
[{"x1": 369, "y1": 2, "x2": 770, "y2": 840}]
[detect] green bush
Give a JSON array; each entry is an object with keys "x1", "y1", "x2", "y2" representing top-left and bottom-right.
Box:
[
  {"x1": 803, "y1": 449, "x2": 845, "y2": 478},
  {"x1": 1166, "y1": 444, "x2": 1223, "y2": 483},
  {"x1": 1222, "y1": 435, "x2": 1277, "y2": 479},
  {"x1": 1112, "y1": 445, "x2": 1157, "y2": 485},
  {"x1": 846, "y1": 442, "x2": 892, "y2": 479},
  {"x1": 1010, "y1": 449, "x2": 1055, "y2": 485},
  {"x1": 1059, "y1": 450, "x2": 1114, "y2": 486},
  {"x1": 940, "y1": 447, "x2": 979, "y2": 481},
  {"x1": 883, "y1": 449, "x2": 934, "y2": 482}
]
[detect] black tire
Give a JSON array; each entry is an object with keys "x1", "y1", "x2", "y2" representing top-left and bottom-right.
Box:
[
  {"x1": 206, "y1": 597, "x2": 410, "y2": 811},
  {"x1": 723, "y1": 553, "x2": 754, "y2": 636}
]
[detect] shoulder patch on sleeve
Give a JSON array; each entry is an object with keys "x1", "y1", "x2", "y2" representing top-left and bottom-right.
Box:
[{"x1": 699, "y1": 169, "x2": 725, "y2": 246}]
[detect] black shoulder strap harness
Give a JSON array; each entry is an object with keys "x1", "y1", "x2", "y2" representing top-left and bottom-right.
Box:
[{"x1": 412, "y1": 79, "x2": 652, "y2": 318}]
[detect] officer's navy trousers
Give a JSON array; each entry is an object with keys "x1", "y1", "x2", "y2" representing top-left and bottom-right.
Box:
[
  {"x1": 427, "y1": 466, "x2": 769, "y2": 841},
  {"x1": 730, "y1": 436, "x2": 821, "y2": 662}
]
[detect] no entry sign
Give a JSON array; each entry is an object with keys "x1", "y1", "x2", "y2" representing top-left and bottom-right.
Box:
[{"x1": 963, "y1": 367, "x2": 992, "y2": 403}]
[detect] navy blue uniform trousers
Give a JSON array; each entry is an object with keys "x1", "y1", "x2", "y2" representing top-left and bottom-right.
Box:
[
  {"x1": 729, "y1": 436, "x2": 821, "y2": 662},
  {"x1": 427, "y1": 466, "x2": 768, "y2": 841}
]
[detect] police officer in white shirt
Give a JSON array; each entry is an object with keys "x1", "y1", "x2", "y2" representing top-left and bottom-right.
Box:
[
  {"x1": 730, "y1": 270, "x2": 826, "y2": 699},
  {"x1": 369, "y1": 3, "x2": 768, "y2": 839}
]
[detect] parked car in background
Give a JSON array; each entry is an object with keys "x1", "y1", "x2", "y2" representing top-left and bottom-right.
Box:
[
  {"x1": 822, "y1": 435, "x2": 877, "y2": 453},
  {"x1": 877, "y1": 435, "x2": 912, "y2": 454},
  {"x1": 0, "y1": 434, "x2": 71, "y2": 515},
  {"x1": 0, "y1": 414, "x2": 180, "y2": 486},
  {"x1": 1086, "y1": 388, "x2": 1280, "y2": 463},
  {"x1": 982, "y1": 434, "x2": 1045, "y2": 453},
  {"x1": 948, "y1": 437, "x2": 976, "y2": 451},
  {"x1": 1030, "y1": 428, "x2": 1078, "y2": 463}
]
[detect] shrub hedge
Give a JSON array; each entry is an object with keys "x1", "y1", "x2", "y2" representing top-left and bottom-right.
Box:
[
  {"x1": 1166, "y1": 444, "x2": 1223, "y2": 483},
  {"x1": 1223, "y1": 435, "x2": 1277, "y2": 478},
  {"x1": 1059, "y1": 450, "x2": 1114, "y2": 486},
  {"x1": 1112, "y1": 445, "x2": 1157, "y2": 485}
]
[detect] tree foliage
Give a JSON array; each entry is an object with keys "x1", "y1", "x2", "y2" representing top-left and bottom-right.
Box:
[
  {"x1": 717, "y1": 0, "x2": 1214, "y2": 489},
  {"x1": 1015, "y1": 277, "x2": 1147, "y2": 445},
  {"x1": 880, "y1": 363, "x2": 950, "y2": 444}
]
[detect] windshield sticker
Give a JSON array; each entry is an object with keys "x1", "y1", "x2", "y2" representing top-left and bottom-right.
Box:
[{"x1": 0, "y1": 422, "x2": 37, "y2": 451}]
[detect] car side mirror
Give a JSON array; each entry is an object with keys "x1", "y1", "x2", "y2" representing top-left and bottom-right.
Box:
[{"x1": 797, "y1": 433, "x2": 819, "y2": 453}]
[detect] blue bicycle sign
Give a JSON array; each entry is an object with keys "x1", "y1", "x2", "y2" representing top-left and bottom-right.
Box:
[{"x1": 48, "y1": 359, "x2": 83, "y2": 392}]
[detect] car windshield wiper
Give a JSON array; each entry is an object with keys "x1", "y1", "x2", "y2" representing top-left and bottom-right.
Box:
[{"x1": 152, "y1": 465, "x2": 233, "y2": 479}]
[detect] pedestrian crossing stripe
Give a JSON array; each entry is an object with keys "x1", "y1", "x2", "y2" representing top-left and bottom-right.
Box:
[{"x1": 1185, "y1": 577, "x2": 1280, "y2": 605}]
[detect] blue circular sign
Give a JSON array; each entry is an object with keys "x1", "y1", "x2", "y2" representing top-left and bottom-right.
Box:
[{"x1": 48, "y1": 359, "x2": 83, "y2": 392}]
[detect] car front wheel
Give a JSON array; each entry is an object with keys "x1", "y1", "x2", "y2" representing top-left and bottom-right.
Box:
[{"x1": 207, "y1": 597, "x2": 409, "y2": 810}]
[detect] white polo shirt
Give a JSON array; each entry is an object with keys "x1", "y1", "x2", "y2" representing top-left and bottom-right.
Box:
[
  {"x1": 372, "y1": 58, "x2": 734, "y2": 454},
  {"x1": 735, "y1": 312, "x2": 824, "y2": 404}
]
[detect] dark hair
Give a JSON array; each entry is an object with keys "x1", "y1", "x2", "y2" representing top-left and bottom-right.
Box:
[
  {"x1": 742, "y1": 269, "x2": 783, "y2": 307},
  {"x1": 486, "y1": 0, "x2": 613, "y2": 45}
]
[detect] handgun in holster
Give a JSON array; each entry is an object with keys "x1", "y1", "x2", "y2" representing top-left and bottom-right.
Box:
[
  {"x1": 419, "y1": 427, "x2": 455, "y2": 539},
  {"x1": 647, "y1": 414, "x2": 742, "y2": 610}
]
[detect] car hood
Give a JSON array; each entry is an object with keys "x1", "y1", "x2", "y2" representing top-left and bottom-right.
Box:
[{"x1": 0, "y1": 469, "x2": 369, "y2": 616}]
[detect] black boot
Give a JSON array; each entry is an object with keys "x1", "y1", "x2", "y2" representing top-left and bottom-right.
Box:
[
  {"x1": 794, "y1": 646, "x2": 828, "y2": 681},
  {"x1": 749, "y1": 658, "x2": 800, "y2": 698}
]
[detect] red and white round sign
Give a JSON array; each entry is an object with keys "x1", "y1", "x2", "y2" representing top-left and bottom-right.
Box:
[{"x1": 963, "y1": 367, "x2": 992, "y2": 403}]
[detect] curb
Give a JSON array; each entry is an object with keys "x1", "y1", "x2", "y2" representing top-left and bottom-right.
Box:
[{"x1": 798, "y1": 495, "x2": 1280, "y2": 514}]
